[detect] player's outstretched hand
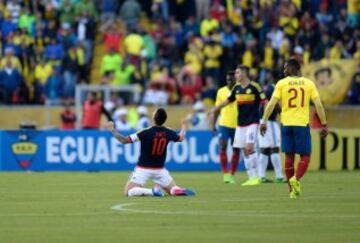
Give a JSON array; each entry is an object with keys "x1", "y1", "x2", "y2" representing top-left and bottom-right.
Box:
[
  {"x1": 320, "y1": 126, "x2": 329, "y2": 138},
  {"x1": 105, "y1": 121, "x2": 115, "y2": 132},
  {"x1": 260, "y1": 123, "x2": 267, "y2": 136}
]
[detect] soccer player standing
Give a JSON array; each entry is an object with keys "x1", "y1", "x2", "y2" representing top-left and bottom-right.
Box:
[
  {"x1": 211, "y1": 71, "x2": 239, "y2": 184},
  {"x1": 210, "y1": 65, "x2": 267, "y2": 186},
  {"x1": 260, "y1": 59, "x2": 328, "y2": 199},
  {"x1": 258, "y1": 81, "x2": 286, "y2": 183},
  {"x1": 106, "y1": 108, "x2": 195, "y2": 197}
]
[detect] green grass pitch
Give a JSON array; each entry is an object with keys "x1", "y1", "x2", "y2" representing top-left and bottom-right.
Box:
[{"x1": 0, "y1": 171, "x2": 359, "y2": 243}]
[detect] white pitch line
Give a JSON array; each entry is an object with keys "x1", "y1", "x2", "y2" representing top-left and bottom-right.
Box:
[
  {"x1": 0, "y1": 212, "x2": 113, "y2": 218},
  {"x1": 111, "y1": 203, "x2": 360, "y2": 219}
]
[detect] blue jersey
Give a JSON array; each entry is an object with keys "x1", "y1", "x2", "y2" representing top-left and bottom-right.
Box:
[
  {"x1": 227, "y1": 81, "x2": 267, "y2": 126},
  {"x1": 129, "y1": 126, "x2": 180, "y2": 168},
  {"x1": 263, "y1": 83, "x2": 280, "y2": 121}
]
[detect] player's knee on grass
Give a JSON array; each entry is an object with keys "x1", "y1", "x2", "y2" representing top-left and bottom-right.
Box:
[
  {"x1": 124, "y1": 182, "x2": 141, "y2": 196},
  {"x1": 260, "y1": 147, "x2": 271, "y2": 156}
]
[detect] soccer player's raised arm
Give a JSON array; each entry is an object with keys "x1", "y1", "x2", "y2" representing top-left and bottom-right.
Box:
[
  {"x1": 105, "y1": 121, "x2": 132, "y2": 144},
  {"x1": 178, "y1": 118, "x2": 188, "y2": 142}
]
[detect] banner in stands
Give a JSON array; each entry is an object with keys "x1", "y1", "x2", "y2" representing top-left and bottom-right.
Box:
[
  {"x1": 0, "y1": 130, "x2": 244, "y2": 171},
  {"x1": 0, "y1": 129, "x2": 359, "y2": 172},
  {"x1": 302, "y1": 59, "x2": 358, "y2": 105}
]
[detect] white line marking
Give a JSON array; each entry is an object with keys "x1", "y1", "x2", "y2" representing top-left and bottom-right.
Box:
[{"x1": 111, "y1": 203, "x2": 359, "y2": 218}]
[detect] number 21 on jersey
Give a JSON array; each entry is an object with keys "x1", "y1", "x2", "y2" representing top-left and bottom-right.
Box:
[{"x1": 288, "y1": 87, "x2": 305, "y2": 108}]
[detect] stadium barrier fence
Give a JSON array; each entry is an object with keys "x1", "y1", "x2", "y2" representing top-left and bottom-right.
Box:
[{"x1": 0, "y1": 129, "x2": 359, "y2": 172}]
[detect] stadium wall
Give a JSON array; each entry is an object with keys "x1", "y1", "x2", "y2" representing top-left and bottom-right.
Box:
[
  {"x1": 0, "y1": 106, "x2": 360, "y2": 129},
  {"x1": 0, "y1": 129, "x2": 359, "y2": 172}
]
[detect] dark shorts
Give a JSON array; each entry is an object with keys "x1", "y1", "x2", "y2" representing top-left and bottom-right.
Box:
[
  {"x1": 281, "y1": 125, "x2": 311, "y2": 155},
  {"x1": 218, "y1": 126, "x2": 236, "y2": 144}
]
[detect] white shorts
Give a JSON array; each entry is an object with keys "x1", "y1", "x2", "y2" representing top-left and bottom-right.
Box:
[
  {"x1": 233, "y1": 124, "x2": 258, "y2": 148},
  {"x1": 129, "y1": 167, "x2": 174, "y2": 188},
  {"x1": 258, "y1": 121, "x2": 281, "y2": 148}
]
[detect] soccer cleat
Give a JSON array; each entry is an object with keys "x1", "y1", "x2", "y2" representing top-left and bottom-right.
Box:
[
  {"x1": 223, "y1": 173, "x2": 232, "y2": 183},
  {"x1": 289, "y1": 176, "x2": 301, "y2": 196},
  {"x1": 229, "y1": 175, "x2": 236, "y2": 184},
  {"x1": 241, "y1": 179, "x2": 253, "y2": 186},
  {"x1": 261, "y1": 177, "x2": 273, "y2": 183},
  {"x1": 152, "y1": 187, "x2": 164, "y2": 197},
  {"x1": 274, "y1": 178, "x2": 287, "y2": 184},
  {"x1": 173, "y1": 188, "x2": 195, "y2": 196},
  {"x1": 289, "y1": 190, "x2": 298, "y2": 199},
  {"x1": 242, "y1": 177, "x2": 261, "y2": 186},
  {"x1": 183, "y1": 189, "x2": 196, "y2": 196}
]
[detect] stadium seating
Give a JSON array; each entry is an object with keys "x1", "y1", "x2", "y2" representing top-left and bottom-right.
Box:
[{"x1": 0, "y1": 0, "x2": 358, "y2": 106}]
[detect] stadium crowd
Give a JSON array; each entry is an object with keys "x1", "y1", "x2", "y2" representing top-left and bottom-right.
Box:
[{"x1": 0, "y1": 0, "x2": 359, "y2": 105}]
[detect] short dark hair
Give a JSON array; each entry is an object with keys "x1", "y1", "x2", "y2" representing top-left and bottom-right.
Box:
[
  {"x1": 154, "y1": 108, "x2": 167, "y2": 126},
  {"x1": 226, "y1": 71, "x2": 235, "y2": 81},
  {"x1": 286, "y1": 59, "x2": 301, "y2": 71},
  {"x1": 236, "y1": 64, "x2": 250, "y2": 76},
  {"x1": 226, "y1": 70, "x2": 235, "y2": 77}
]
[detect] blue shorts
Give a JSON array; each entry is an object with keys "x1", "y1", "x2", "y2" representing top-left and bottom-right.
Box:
[
  {"x1": 281, "y1": 125, "x2": 311, "y2": 155},
  {"x1": 218, "y1": 126, "x2": 235, "y2": 143}
]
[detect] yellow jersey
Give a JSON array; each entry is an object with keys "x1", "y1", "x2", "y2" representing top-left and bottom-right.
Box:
[
  {"x1": 215, "y1": 86, "x2": 238, "y2": 128},
  {"x1": 273, "y1": 76, "x2": 319, "y2": 126}
]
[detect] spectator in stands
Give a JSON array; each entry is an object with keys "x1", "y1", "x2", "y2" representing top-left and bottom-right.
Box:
[
  {"x1": 136, "y1": 105, "x2": 150, "y2": 130},
  {"x1": 185, "y1": 100, "x2": 209, "y2": 130},
  {"x1": 82, "y1": 91, "x2": 113, "y2": 129},
  {"x1": 44, "y1": 70, "x2": 62, "y2": 105},
  {"x1": 203, "y1": 39, "x2": 222, "y2": 81},
  {"x1": 44, "y1": 38, "x2": 64, "y2": 61},
  {"x1": 6, "y1": 0, "x2": 21, "y2": 24},
  {"x1": 119, "y1": 0, "x2": 141, "y2": 29},
  {"x1": 151, "y1": 0, "x2": 169, "y2": 21},
  {"x1": 62, "y1": 47, "x2": 79, "y2": 97},
  {"x1": 102, "y1": 23, "x2": 123, "y2": 52},
  {"x1": 201, "y1": 76, "x2": 217, "y2": 105},
  {"x1": 75, "y1": 0, "x2": 98, "y2": 20},
  {"x1": 114, "y1": 108, "x2": 132, "y2": 131},
  {"x1": 100, "y1": 0, "x2": 119, "y2": 22},
  {"x1": 209, "y1": 0, "x2": 226, "y2": 21},
  {"x1": 144, "y1": 66, "x2": 176, "y2": 105},
  {"x1": 183, "y1": 16, "x2": 200, "y2": 37},
  {"x1": 111, "y1": 61, "x2": 135, "y2": 86},
  {"x1": 177, "y1": 65, "x2": 202, "y2": 104},
  {"x1": 200, "y1": 15, "x2": 219, "y2": 38},
  {"x1": 100, "y1": 47, "x2": 122, "y2": 76},
  {"x1": 195, "y1": 0, "x2": 210, "y2": 22},
  {"x1": 348, "y1": 65, "x2": 360, "y2": 104},
  {"x1": 60, "y1": 101, "x2": 76, "y2": 129},
  {"x1": 18, "y1": 8, "x2": 35, "y2": 34},
  {"x1": 35, "y1": 58, "x2": 53, "y2": 86},
  {"x1": 0, "y1": 60, "x2": 23, "y2": 103},
  {"x1": 60, "y1": 0, "x2": 75, "y2": 24},
  {"x1": 124, "y1": 29, "x2": 143, "y2": 67},
  {"x1": 0, "y1": 47, "x2": 21, "y2": 73}
]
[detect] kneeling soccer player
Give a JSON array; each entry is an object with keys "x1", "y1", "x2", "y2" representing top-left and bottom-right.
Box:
[{"x1": 106, "y1": 108, "x2": 195, "y2": 197}]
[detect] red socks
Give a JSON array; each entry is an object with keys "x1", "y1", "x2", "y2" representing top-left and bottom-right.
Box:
[
  {"x1": 296, "y1": 155, "x2": 311, "y2": 180},
  {"x1": 230, "y1": 150, "x2": 240, "y2": 175},
  {"x1": 220, "y1": 149, "x2": 228, "y2": 173},
  {"x1": 285, "y1": 153, "x2": 295, "y2": 191}
]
